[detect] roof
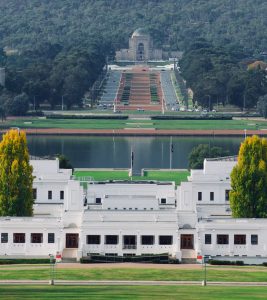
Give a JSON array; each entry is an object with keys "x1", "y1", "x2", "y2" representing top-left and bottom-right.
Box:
[{"x1": 205, "y1": 156, "x2": 238, "y2": 162}]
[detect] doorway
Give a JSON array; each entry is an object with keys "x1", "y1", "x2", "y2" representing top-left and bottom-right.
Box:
[
  {"x1": 66, "y1": 233, "x2": 79, "y2": 248},
  {"x1": 180, "y1": 234, "x2": 194, "y2": 249}
]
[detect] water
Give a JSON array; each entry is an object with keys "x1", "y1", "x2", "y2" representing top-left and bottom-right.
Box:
[{"x1": 27, "y1": 136, "x2": 243, "y2": 170}]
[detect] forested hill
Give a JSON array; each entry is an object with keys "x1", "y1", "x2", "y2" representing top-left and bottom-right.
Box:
[{"x1": 0, "y1": 0, "x2": 266, "y2": 54}]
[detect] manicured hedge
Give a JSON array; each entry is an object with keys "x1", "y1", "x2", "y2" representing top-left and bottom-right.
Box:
[
  {"x1": 0, "y1": 258, "x2": 50, "y2": 264},
  {"x1": 151, "y1": 115, "x2": 232, "y2": 120},
  {"x1": 47, "y1": 114, "x2": 128, "y2": 120},
  {"x1": 81, "y1": 254, "x2": 178, "y2": 264},
  {"x1": 209, "y1": 259, "x2": 244, "y2": 266}
]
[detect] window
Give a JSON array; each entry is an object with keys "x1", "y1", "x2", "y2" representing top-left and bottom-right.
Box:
[
  {"x1": 48, "y1": 233, "x2": 55, "y2": 243},
  {"x1": 1, "y1": 233, "x2": 8, "y2": 243},
  {"x1": 217, "y1": 235, "x2": 229, "y2": 245},
  {"x1": 31, "y1": 233, "x2": 43, "y2": 243},
  {"x1": 160, "y1": 198, "x2": 166, "y2": 204},
  {"x1": 210, "y1": 192, "x2": 214, "y2": 201},
  {"x1": 198, "y1": 192, "x2": 202, "y2": 201},
  {"x1": 251, "y1": 235, "x2": 258, "y2": 245},
  {"x1": 205, "y1": 234, "x2": 212, "y2": 245},
  {"x1": 159, "y1": 235, "x2": 173, "y2": 245},
  {"x1": 13, "y1": 233, "x2": 25, "y2": 243},
  {"x1": 234, "y1": 235, "x2": 246, "y2": 245},
  {"x1": 48, "y1": 191, "x2": 52, "y2": 200},
  {"x1": 33, "y1": 188, "x2": 37, "y2": 200},
  {"x1": 60, "y1": 191, "x2": 64, "y2": 200},
  {"x1": 105, "y1": 235, "x2": 118, "y2": 245},
  {"x1": 225, "y1": 190, "x2": 230, "y2": 201},
  {"x1": 96, "y1": 197, "x2": 102, "y2": 204},
  {"x1": 141, "y1": 235, "x2": 154, "y2": 245},
  {"x1": 87, "y1": 235, "x2": 101, "y2": 244}
]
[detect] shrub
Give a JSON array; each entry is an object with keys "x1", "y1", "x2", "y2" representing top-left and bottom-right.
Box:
[{"x1": 0, "y1": 258, "x2": 50, "y2": 265}]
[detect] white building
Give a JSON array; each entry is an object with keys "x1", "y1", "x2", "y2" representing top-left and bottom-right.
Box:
[{"x1": 1, "y1": 156, "x2": 267, "y2": 264}]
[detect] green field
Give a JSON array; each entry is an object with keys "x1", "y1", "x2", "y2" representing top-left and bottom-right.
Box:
[
  {"x1": 2, "y1": 117, "x2": 267, "y2": 131},
  {"x1": 73, "y1": 170, "x2": 190, "y2": 185},
  {"x1": 1, "y1": 266, "x2": 267, "y2": 282},
  {"x1": 0, "y1": 285, "x2": 266, "y2": 300}
]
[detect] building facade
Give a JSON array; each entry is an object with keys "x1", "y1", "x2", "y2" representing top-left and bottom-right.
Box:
[{"x1": 1, "y1": 157, "x2": 267, "y2": 263}]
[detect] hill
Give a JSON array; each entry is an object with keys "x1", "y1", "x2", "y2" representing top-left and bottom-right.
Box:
[{"x1": 0, "y1": 0, "x2": 266, "y2": 54}]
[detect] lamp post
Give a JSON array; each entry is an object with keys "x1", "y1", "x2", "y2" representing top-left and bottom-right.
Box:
[
  {"x1": 204, "y1": 95, "x2": 211, "y2": 112},
  {"x1": 202, "y1": 255, "x2": 209, "y2": 286},
  {"x1": 244, "y1": 129, "x2": 247, "y2": 139}
]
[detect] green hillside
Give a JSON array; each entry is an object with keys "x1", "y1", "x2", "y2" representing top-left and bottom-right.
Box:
[{"x1": 0, "y1": 0, "x2": 266, "y2": 54}]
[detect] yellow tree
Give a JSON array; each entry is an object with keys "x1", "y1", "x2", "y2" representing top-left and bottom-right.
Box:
[
  {"x1": 0, "y1": 129, "x2": 34, "y2": 216},
  {"x1": 230, "y1": 135, "x2": 267, "y2": 218}
]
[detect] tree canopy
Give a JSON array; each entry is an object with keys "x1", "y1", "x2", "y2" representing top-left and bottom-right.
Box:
[
  {"x1": 0, "y1": 129, "x2": 34, "y2": 216},
  {"x1": 188, "y1": 144, "x2": 229, "y2": 169},
  {"x1": 230, "y1": 135, "x2": 267, "y2": 218}
]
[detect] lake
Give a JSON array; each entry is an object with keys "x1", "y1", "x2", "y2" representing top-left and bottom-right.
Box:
[{"x1": 27, "y1": 136, "x2": 243, "y2": 170}]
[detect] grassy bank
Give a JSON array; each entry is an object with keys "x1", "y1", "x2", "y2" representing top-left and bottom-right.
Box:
[
  {"x1": 73, "y1": 170, "x2": 190, "y2": 185},
  {"x1": 2, "y1": 118, "x2": 267, "y2": 131},
  {"x1": 0, "y1": 285, "x2": 266, "y2": 300}
]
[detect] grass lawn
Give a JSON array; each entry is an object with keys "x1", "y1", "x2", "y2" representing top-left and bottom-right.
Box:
[
  {"x1": 1, "y1": 266, "x2": 267, "y2": 282},
  {"x1": 2, "y1": 118, "x2": 267, "y2": 131},
  {"x1": 73, "y1": 170, "x2": 190, "y2": 185},
  {"x1": 0, "y1": 285, "x2": 267, "y2": 300}
]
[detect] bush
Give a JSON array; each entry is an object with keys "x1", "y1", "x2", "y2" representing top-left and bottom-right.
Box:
[
  {"x1": 151, "y1": 115, "x2": 232, "y2": 120},
  {"x1": 262, "y1": 262, "x2": 267, "y2": 267},
  {"x1": 209, "y1": 259, "x2": 244, "y2": 266},
  {"x1": 0, "y1": 258, "x2": 50, "y2": 265},
  {"x1": 47, "y1": 114, "x2": 128, "y2": 120}
]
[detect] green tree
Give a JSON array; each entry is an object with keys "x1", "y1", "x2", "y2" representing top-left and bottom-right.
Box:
[
  {"x1": 257, "y1": 94, "x2": 267, "y2": 118},
  {"x1": 230, "y1": 135, "x2": 267, "y2": 218},
  {"x1": 0, "y1": 129, "x2": 34, "y2": 216},
  {"x1": 57, "y1": 154, "x2": 73, "y2": 170},
  {"x1": 188, "y1": 144, "x2": 229, "y2": 169},
  {"x1": 5, "y1": 92, "x2": 29, "y2": 116}
]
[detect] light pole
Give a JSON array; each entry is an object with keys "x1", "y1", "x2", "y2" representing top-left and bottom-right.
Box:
[
  {"x1": 204, "y1": 95, "x2": 211, "y2": 111},
  {"x1": 244, "y1": 129, "x2": 247, "y2": 139},
  {"x1": 61, "y1": 95, "x2": 64, "y2": 111}
]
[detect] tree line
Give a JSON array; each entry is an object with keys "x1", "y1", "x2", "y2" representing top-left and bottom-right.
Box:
[
  {"x1": 179, "y1": 40, "x2": 267, "y2": 111},
  {"x1": 0, "y1": 42, "x2": 107, "y2": 115}
]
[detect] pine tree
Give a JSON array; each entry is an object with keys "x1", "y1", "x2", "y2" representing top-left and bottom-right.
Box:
[
  {"x1": 0, "y1": 129, "x2": 34, "y2": 216},
  {"x1": 230, "y1": 135, "x2": 267, "y2": 218}
]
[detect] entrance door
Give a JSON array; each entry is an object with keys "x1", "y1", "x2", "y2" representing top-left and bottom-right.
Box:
[
  {"x1": 180, "y1": 234, "x2": 194, "y2": 249},
  {"x1": 66, "y1": 233, "x2": 79, "y2": 248},
  {"x1": 137, "y1": 43, "x2": 145, "y2": 61}
]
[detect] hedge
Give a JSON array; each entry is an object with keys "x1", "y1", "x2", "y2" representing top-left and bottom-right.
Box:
[
  {"x1": 209, "y1": 259, "x2": 244, "y2": 266},
  {"x1": 0, "y1": 258, "x2": 50, "y2": 264},
  {"x1": 151, "y1": 115, "x2": 232, "y2": 120},
  {"x1": 47, "y1": 114, "x2": 128, "y2": 120}
]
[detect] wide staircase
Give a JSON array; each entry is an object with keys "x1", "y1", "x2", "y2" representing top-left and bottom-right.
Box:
[{"x1": 117, "y1": 67, "x2": 163, "y2": 111}]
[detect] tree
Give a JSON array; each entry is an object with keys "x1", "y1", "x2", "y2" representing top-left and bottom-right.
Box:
[
  {"x1": 257, "y1": 94, "x2": 267, "y2": 118},
  {"x1": 188, "y1": 144, "x2": 229, "y2": 169},
  {"x1": 0, "y1": 129, "x2": 34, "y2": 216},
  {"x1": 5, "y1": 93, "x2": 29, "y2": 116},
  {"x1": 57, "y1": 154, "x2": 73, "y2": 170},
  {"x1": 230, "y1": 135, "x2": 267, "y2": 218}
]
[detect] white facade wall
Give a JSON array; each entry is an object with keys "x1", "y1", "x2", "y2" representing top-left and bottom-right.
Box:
[{"x1": 2, "y1": 157, "x2": 267, "y2": 263}]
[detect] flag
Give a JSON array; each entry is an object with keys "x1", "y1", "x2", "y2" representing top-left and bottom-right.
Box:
[{"x1": 131, "y1": 151, "x2": 134, "y2": 168}]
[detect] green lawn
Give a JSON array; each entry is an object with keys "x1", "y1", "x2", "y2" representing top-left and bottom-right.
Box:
[
  {"x1": 1, "y1": 266, "x2": 267, "y2": 282},
  {"x1": 2, "y1": 118, "x2": 267, "y2": 131},
  {"x1": 0, "y1": 285, "x2": 266, "y2": 300},
  {"x1": 73, "y1": 170, "x2": 190, "y2": 185}
]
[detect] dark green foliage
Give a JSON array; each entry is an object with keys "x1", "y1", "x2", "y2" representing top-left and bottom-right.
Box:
[
  {"x1": 5, "y1": 93, "x2": 29, "y2": 116},
  {"x1": 188, "y1": 144, "x2": 229, "y2": 169},
  {"x1": 180, "y1": 42, "x2": 267, "y2": 110},
  {"x1": 151, "y1": 115, "x2": 232, "y2": 120},
  {"x1": 257, "y1": 94, "x2": 267, "y2": 118},
  {"x1": 47, "y1": 114, "x2": 128, "y2": 120},
  {"x1": 0, "y1": 258, "x2": 50, "y2": 265},
  {"x1": 57, "y1": 154, "x2": 73, "y2": 170},
  {"x1": 209, "y1": 260, "x2": 244, "y2": 266}
]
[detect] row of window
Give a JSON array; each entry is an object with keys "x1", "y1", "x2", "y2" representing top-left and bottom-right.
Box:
[
  {"x1": 87, "y1": 235, "x2": 173, "y2": 245},
  {"x1": 205, "y1": 234, "x2": 258, "y2": 245},
  {"x1": 1, "y1": 233, "x2": 55, "y2": 244},
  {"x1": 33, "y1": 189, "x2": 64, "y2": 201},
  {"x1": 198, "y1": 190, "x2": 230, "y2": 201}
]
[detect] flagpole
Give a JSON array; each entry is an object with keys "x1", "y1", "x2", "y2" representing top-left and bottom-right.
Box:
[{"x1": 170, "y1": 136, "x2": 173, "y2": 170}]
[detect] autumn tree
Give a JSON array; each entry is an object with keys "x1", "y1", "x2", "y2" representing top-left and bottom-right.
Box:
[
  {"x1": 0, "y1": 129, "x2": 34, "y2": 216},
  {"x1": 230, "y1": 135, "x2": 267, "y2": 218}
]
